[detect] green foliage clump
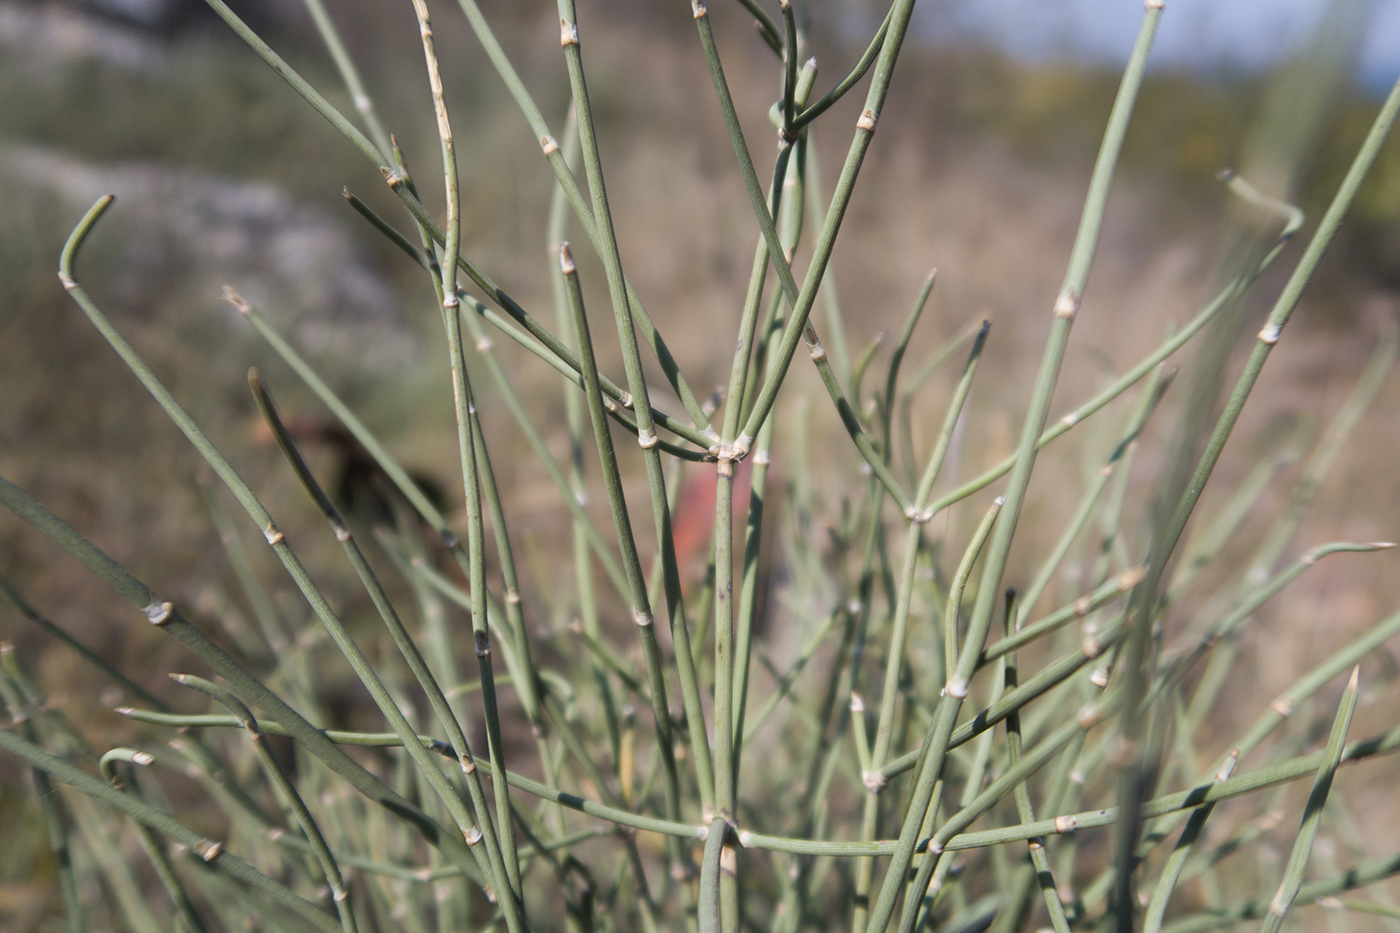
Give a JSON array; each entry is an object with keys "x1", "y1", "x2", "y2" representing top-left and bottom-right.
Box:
[{"x1": 3, "y1": 2, "x2": 1400, "y2": 932}]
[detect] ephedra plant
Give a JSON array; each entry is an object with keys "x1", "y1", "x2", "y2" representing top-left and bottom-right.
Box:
[{"x1": 3, "y1": 0, "x2": 1400, "y2": 931}]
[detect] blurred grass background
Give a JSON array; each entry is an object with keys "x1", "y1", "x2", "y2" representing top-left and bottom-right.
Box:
[{"x1": 2, "y1": 0, "x2": 1399, "y2": 927}]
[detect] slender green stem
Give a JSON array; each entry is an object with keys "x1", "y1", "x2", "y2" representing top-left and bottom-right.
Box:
[
  {"x1": 722, "y1": 72, "x2": 816, "y2": 806},
  {"x1": 200, "y1": 0, "x2": 715, "y2": 449},
  {"x1": 412, "y1": 2, "x2": 526, "y2": 894},
  {"x1": 121, "y1": 707, "x2": 705, "y2": 841},
  {"x1": 105, "y1": 709, "x2": 1400, "y2": 859},
  {"x1": 792, "y1": 6, "x2": 891, "y2": 131},
  {"x1": 1, "y1": 578, "x2": 164, "y2": 710},
  {"x1": 299, "y1": 0, "x2": 392, "y2": 158},
  {"x1": 866, "y1": 10, "x2": 1161, "y2": 931},
  {"x1": 993, "y1": 593, "x2": 1073, "y2": 933},
  {"x1": 42, "y1": 199, "x2": 487, "y2": 881},
  {"x1": 247, "y1": 370, "x2": 521, "y2": 923},
  {"x1": 855, "y1": 495, "x2": 1000, "y2": 933},
  {"x1": 557, "y1": 241, "x2": 682, "y2": 835},
  {"x1": 779, "y1": 0, "x2": 798, "y2": 134},
  {"x1": 1183, "y1": 323, "x2": 1397, "y2": 726},
  {"x1": 0, "y1": 729, "x2": 343, "y2": 933},
  {"x1": 1161, "y1": 73, "x2": 1400, "y2": 588},
  {"x1": 1142, "y1": 752, "x2": 1239, "y2": 933},
  {"x1": 944, "y1": 497, "x2": 1003, "y2": 686},
  {"x1": 98, "y1": 750, "x2": 210, "y2": 933},
  {"x1": 880, "y1": 269, "x2": 937, "y2": 461},
  {"x1": 1160, "y1": 851, "x2": 1400, "y2": 933},
  {"x1": 1231, "y1": 599, "x2": 1400, "y2": 763},
  {"x1": 981, "y1": 566, "x2": 1145, "y2": 665},
  {"x1": 170, "y1": 674, "x2": 358, "y2": 933},
  {"x1": 1260, "y1": 669, "x2": 1359, "y2": 932},
  {"x1": 868, "y1": 324, "x2": 990, "y2": 781},
  {"x1": 558, "y1": 7, "x2": 696, "y2": 859},
  {"x1": 924, "y1": 179, "x2": 1302, "y2": 517},
  {"x1": 734, "y1": 0, "x2": 917, "y2": 453},
  {"x1": 732, "y1": 0, "x2": 781, "y2": 53},
  {"x1": 688, "y1": 0, "x2": 918, "y2": 509},
  {"x1": 692, "y1": 0, "x2": 922, "y2": 510},
  {"x1": 451, "y1": 0, "x2": 716, "y2": 435},
  {"x1": 698, "y1": 818, "x2": 729, "y2": 933},
  {"x1": 548, "y1": 107, "x2": 629, "y2": 800},
  {"x1": 1013, "y1": 367, "x2": 1171, "y2": 627}
]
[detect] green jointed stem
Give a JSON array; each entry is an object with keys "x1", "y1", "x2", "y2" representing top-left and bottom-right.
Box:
[
  {"x1": 460, "y1": 310, "x2": 631, "y2": 597},
  {"x1": 926, "y1": 161, "x2": 1309, "y2": 517},
  {"x1": 557, "y1": 242, "x2": 683, "y2": 833},
  {"x1": 247, "y1": 369, "x2": 522, "y2": 924},
  {"x1": 170, "y1": 674, "x2": 358, "y2": 933},
  {"x1": 120, "y1": 710, "x2": 456, "y2": 754},
  {"x1": 1142, "y1": 752, "x2": 1239, "y2": 933},
  {"x1": 1260, "y1": 668, "x2": 1359, "y2": 932},
  {"x1": 446, "y1": 309, "x2": 526, "y2": 910},
  {"x1": 1162, "y1": 73, "x2": 1400, "y2": 584},
  {"x1": 1153, "y1": 541, "x2": 1392, "y2": 720},
  {"x1": 272, "y1": 826, "x2": 605, "y2": 884},
  {"x1": 201, "y1": 0, "x2": 715, "y2": 446},
  {"x1": 801, "y1": 134, "x2": 852, "y2": 386},
  {"x1": 715, "y1": 145, "x2": 798, "y2": 798},
  {"x1": 869, "y1": 323, "x2": 990, "y2": 780},
  {"x1": 557, "y1": 6, "x2": 694, "y2": 874},
  {"x1": 733, "y1": 0, "x2": 781, "y2": 53},
  {"x1": 850, "y1": 333, "x2": 885, "y2": 411},
  {"x1": 1160, "y1": 852, "x2": 1400, "y2": 933},
  {"x1": 691, "y1": 0, "x2": 920, "y2": 511},
  {"x1": 865, "y1": 9, "x2": 1161, "y2": 931},
  {"x1": 448, "y1": 0, "x2": 715, "y2": 436},
  {"x1": 1, "y1": 578, "x2": 164, "y2": 710},
  {"x1": 855, "y1": 494, "x2": 1000, "y2": 933},
  {"x1": 0, "y1": 729, "x2": 343, "y2": 933},
  {"x1": 1183, "y1": 323, "x2": 1398, "y2": 725},
  {"x1": 110, "y1": 706, "x2": 1400, "y2": 860},
  {"x1": 412, "y1": 1, "x2": 526, "y2": 894},
  {"x1": 880, "y1": 269, "x2": 937, "y2": 460},
  {"x1": 944, "y1": 496, "x2": 1003, "y2": 686},
  {"x1": 1231, "y1": 599, "x2": 1400, "y2": 762},
  {"x1": 726, "y1": 87, "x2": 819, "y2": 777},
  {"x1": 981, "y1": 565, "x2": 1145, "y2": 665},
  {"x1": 98, "y1": 751, "x2": 210, "y2": 933},
  {"x1": 902, "y1": 704, "x2": 1108, "y2": 933},
  {"x1": 1013, "y1": 367, "x2": 1171, "y2": 627},
  {"x1": 698, "y1": 817, "x2": 729, "y2": 933},
  {"x1": 779, "y1": 0, "x2": 798, "y2": 133},
  {"x1": 299, "y1": 0, "x2": 391, "y2": 159},
  {"x1": 691, "y1": 0, "x2": 912, "y2": 512},
  {"x1": 734, "y1": 0, "x2": 914, "y2": 445},
  {"x1": 41, "y1": 199, "x2": 489, "y2": 884},
  {"x1": 233, "y1": 284, "x2": 635, "y2": 604},
  {"x1": 337, "y1": 194, "x2": 714, "y2": 457},
  {"x1": 548, "y1": 110, "x2": 631, "y2": 799},
  {"x1": 992, "y1": 596, "x2": 1073, "y2": 933},
  {"x1": 792, "y1": 6, "x2": 892, "y2": 131}
]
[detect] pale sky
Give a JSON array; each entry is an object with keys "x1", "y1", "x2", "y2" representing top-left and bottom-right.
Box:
[{"x1": 915, "y1": 0, "x2": 1400, "y2": 91}]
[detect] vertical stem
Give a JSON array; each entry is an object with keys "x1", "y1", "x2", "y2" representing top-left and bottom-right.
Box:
[
  {"x1": 557, "y1": 239, "x2": 684, "y2": 874},
  {"x1": 556, "y1": 7, "x2": 699, "y2": 852},
  {"x1": 732, "y1": 0, "x2": 920, "y2": 452},
  {"x1": 864, "y1": 8, "x2": 1162, "y2": 931},
  {"x1": 410, "y1": 0, "x2": 523, "y2": 901},
  {"x1": 51, "y1": 197, "x2": 493, "y2": 894}
]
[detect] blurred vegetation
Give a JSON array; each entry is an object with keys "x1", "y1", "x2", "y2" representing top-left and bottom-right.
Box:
[{"x1": 1, "y1": 0, "x2": 1398, "y2": 929}]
